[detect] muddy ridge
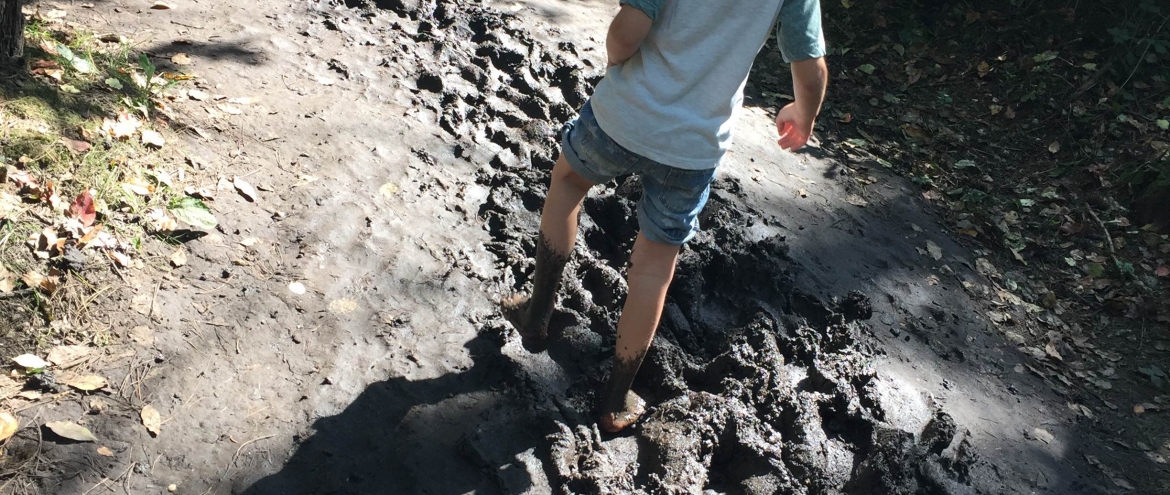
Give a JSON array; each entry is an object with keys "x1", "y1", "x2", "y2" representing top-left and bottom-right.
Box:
[{"x1": 340, "y1": 0, "x2": 983, "y2": 492}]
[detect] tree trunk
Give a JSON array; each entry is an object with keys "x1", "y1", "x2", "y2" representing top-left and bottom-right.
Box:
[{"x1": 1, "y1": 0, "x2": 25, "y2": 63}]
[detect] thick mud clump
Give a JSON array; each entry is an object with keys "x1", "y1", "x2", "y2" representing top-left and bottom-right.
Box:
[{"x1": 345, "y1": 0, "x2": 982, "y2": 492}]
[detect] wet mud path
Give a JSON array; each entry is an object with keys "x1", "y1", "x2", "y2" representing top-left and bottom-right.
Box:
[{"x1": 34, "y1": 0, "x2": 1127, "y2": 493}]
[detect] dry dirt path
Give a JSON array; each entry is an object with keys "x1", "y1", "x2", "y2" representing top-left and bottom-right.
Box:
[{"x1": 24, "y1": 0, "x2": 1148, "y2": 493}]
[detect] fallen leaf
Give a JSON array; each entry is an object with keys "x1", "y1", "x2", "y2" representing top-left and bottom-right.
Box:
[
  {"x1": 168, "y1": 197, "x2": 218, "y2": 229},
  {"x1": 61, "y1": 137, "x2": 92, "y2": 153},
  {"x1": 217, "y1": 104, "x2": 242, "y2": 115},
  {"x1": 170, "y1": 248, "x2": 187, "y2": 267},
  {"x1": 141, "y1": 405, "x2": 161, "y2": 436},
  {"x1": 12, "y1": 354, "x2": 48, "y2": 370},
  {"x1": 47, "y1": 345, "x2": 92, "y2": 366},
  {"x1": 188, "y1": 89, "x2": 208, "y2": 101},
  {"x1": 926, "y1": 241, "x2": 944, "y2": 261},
  {"x1": 141, "y1": 129, "x2": 166, "y2": 148},
  {"x1": 328, "y1": 299, "x2": 358, "y2": 314},
  {"x1": 45, "y1": 421, "x2": 97, "y2": 442},
  {"x1": 1030, "y1": 428, "x2": 1054, "y2": 444},
  {"x1": 101, "y1": 111, "x2": 141, "y2": 140},
  {"x1": 104, "y1": 77, "x2": 123, "y2": 90},
  {"x1": 96, "y1": 446, "x2": 114, "y2": 457},
  {"x1": 67, "y1": 375, "x2": 107, "y2": 391},
  {"x1": 233, "y1": 177, "x2": 257, "y2": 202},
  {"x1": 288, "y1": 282, "x2": 306, "y2": 295},
  {"x1": 977, "y1": 61, "x2": 991, "y2": 77},
  {"x1": 170, "y1": 53, "x2": 191, "y2": 65},
  {"x1": 54, "y1": 44, "x2": 92, "y2": 73},
  {"x1": 239, "y1": 237, "x2": 259, "y2": 247},
  {"x1": 379, "y1": 182, "x2": 400, "y2": 197},
  {"x1": 121, "y1": 177, "x2": 153, "y2": 196},
  {"x1": 17, "y1": 391, "x2": 41, "y2": 400},
  {"x1": 1048, "y1": 141, "x2": 1061, "y2": 154},
  {"x1": 108, "y1": 250, "x2": 132, "y2": 268},
  {"x1": 1045, "y1": 342, "x2": 1063, "y2": 361},
  {"x1": 845, "y1": 195, "x2": 868, "y2": 207},
  {"x1": 69, "y1": 190, "x2": 97, "y2": 227},
  {"x1": 0, "y1": 412, "x2": 17, "y2": 441}
]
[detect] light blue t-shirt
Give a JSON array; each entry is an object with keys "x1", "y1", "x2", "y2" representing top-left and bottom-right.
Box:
[{"x1": 591, "y1": 0, "x2": 826, "y2": 170}]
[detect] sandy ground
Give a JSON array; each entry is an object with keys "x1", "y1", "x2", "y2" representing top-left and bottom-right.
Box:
[{"x1": 11, "y1": 0, "x2": 1152, "y2": 493}]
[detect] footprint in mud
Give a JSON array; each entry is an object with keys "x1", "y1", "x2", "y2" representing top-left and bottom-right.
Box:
[{"x1": 347, "y1": 0, "x2": 986, "y2": 492}]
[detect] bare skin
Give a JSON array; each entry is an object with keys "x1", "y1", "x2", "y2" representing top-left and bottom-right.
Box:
[
  {"x1": 502, "y1": 156, "x2": 593, "y2": 351},
  {"x1": 598, "y1": 233, "x2": 679, "y2": 432}
]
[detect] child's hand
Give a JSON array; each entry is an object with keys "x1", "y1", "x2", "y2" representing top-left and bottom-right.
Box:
[{"x1": 775, "y1": 103, "x2": 815, "y2": 150}]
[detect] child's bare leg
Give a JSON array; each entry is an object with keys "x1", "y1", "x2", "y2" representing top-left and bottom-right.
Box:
[
  {"x1": 599, "y1": 233, "x2": 680, "y2": 432},
  {"x1": 503, "y1": 156, "x2": 594, "y2": 350}
]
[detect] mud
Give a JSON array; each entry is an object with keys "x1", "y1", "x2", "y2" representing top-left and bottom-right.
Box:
[{"x1": 357, "y1": 0, "x2": 985, "y2": 492}]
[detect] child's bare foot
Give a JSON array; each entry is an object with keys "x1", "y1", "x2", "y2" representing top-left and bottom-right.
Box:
[
  {"x1": 599, "y1": 390, "x2": 646, "y2": 433},
  {"x1": 500, "y1": 294, "x2": 549, "y2": 353}
]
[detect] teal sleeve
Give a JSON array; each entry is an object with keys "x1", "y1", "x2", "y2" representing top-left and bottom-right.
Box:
[
  {"x1": 776, "y1": 0, "x2": 827, "y2": 62},
  {"x1": 620, "y1": 0, "x2": 664, "y2": 21}
]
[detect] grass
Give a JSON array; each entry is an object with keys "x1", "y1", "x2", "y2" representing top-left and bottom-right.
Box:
[{"x1": 0, "y1": 16, "x2": 201, "y2": 348}]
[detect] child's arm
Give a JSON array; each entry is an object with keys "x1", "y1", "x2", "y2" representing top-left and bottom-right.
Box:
[
  {"x1": 776, "y1": 57, "x2": 828, "y2": 150},
  {"x1": 606, "y1": 4, "x2": 655, "y2": 67},
  {"x1": 774, "y1": 0, "x2": 828, "y2": 150}
]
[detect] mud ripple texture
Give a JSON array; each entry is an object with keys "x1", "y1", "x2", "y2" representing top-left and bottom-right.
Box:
[{"x1": 344, "y1": 0, "x2": 981, "y2": 492}]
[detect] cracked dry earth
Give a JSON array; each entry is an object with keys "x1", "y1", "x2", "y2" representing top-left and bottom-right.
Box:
[{"x1": 13, "y1": 0, "x2": 1141, "y2": 494}]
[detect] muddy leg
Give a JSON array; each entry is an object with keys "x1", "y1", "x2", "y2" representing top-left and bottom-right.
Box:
[
  {"x1": 504, "y1": 156, "x2": 594, "y2": 352},
  {"x1": 600, "y1": 233, "x2": 680, "y2": 432}
]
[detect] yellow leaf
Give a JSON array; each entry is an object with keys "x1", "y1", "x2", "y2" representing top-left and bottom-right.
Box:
[
  {"x1": 67, "y1": 375, "x2": 108, "y2": 391},
  {"x1": 0, "y1": 412, "x2": 18, "y2": 441}
]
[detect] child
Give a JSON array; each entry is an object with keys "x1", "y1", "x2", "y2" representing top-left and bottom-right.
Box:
[{"x1": 504, "y1": 0, "x2": 828, "y2": 433}]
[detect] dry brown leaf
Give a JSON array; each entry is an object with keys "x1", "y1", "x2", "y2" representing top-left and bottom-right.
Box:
[
  {"x1": 233, "y1": 177, "x2": 257, "y2": 202},
  {"x1": 170, "y1": 248, "x2": 187, "y2": 267},
  {"x1": 45, "y1": 421, "x2": 97, "y2": 442},
  {"x1": 121, "y1": 177, "x2": 153, "y2": 196},
  {"x1": 96, "y1": 446, "x2": 114, "y2": 457},
  {"x1": 60, "y1": 136, "x2": 92, "y2": 153},
  {"x1": 0, "y1": 412, "x2": 17, "y2": 442},
  {"x1": 67, "y1": 375, "x2": 107, "y2": 391},
  {"x1": 108, "y1": 250, "x2": 132, "y2": 268},
  {"x1": 141, "y1": 129, "x2": 166, "y2": 148},
  {"x1": 926, "y1": 241, "x2": 944, "y2": 261},
  {"x1": 141, "y1": 405, "x2": 161, "y2": 436},
  {"x1": 170, "y1": 53, "x2": 191, "y2": 65},
  {"x1": 47, "y1": 345, "x2": 92, "y2": 366}
]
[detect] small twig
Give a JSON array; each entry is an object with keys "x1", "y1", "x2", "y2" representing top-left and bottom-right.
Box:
[
  {"x1": 229, "y1": 434, "x2": 275, "y2": 468},
  {"x1": 1086, "y1": 204, "x2": 1124, "y2": 278}
]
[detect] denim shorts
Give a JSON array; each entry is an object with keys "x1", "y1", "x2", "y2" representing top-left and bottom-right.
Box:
[{"x1": 560, "y1": 101, "x2": 716, "y2": 246}]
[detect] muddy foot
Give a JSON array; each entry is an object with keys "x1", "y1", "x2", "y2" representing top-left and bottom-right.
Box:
[
  {"x1": 599, "y1": 391, "x2": 646, "y2": 433},
  {"x1": 500, "y1": 294, "x2": 549, "y2": 353}
]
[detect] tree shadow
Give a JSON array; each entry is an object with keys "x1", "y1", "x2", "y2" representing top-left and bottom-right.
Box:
[{"x1": 238, "y1": 330, "x2": 563, "y2": 495}]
